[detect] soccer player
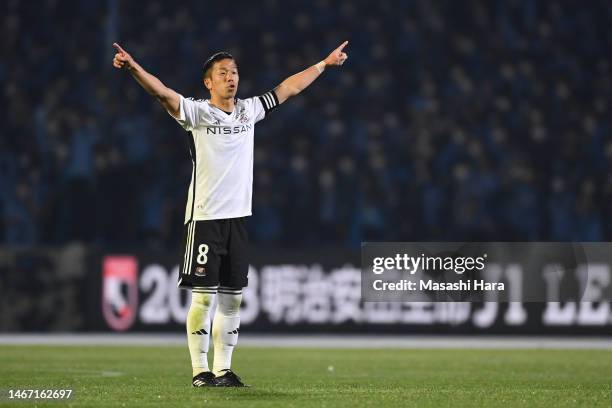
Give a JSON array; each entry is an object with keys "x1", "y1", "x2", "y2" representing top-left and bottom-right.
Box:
[{"x1": 112, "y1": 40, "x2": 348, "y2": 387}]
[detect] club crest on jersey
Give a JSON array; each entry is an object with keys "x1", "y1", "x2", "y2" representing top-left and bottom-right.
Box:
[
  {"x1": 237, "y1": 106, "x2": 249, "y2": 123},
  {"x1": 102, "y1": 256, "x2": 138, "y2": 331},
  {"x1": 195, "y1": 267, "x2": 206, "y2": 277}
]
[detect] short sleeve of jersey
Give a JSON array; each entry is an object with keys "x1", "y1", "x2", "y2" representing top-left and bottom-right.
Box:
[
  {"x1": 251, "y1": 90, "x2": 279, "y2": 123},
  {"x1": 172, "y1": 95, "x2": 208, "y2": 131}
]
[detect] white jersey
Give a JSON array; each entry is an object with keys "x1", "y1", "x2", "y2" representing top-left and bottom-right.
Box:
[{"x1": 171, "y1": 91, "x2": 278, "y2": 223}]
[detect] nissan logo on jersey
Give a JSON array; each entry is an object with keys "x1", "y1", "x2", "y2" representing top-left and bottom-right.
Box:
[{"x1": 205, "y1": 124, "x2": 253, "y2": 134}]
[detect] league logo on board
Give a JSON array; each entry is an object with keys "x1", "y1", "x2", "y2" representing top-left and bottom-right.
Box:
[{"x1": 102, "y1": 256, "x2": 138, "y2": 331}]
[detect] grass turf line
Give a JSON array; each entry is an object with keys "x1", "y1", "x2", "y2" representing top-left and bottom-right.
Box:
[{"x1": 0, "y1": 346, "x2": 610, "y2": 407}]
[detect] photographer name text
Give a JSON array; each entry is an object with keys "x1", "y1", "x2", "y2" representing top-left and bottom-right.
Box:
[{"x1": 373, "y1": 279, "x2": 504, "y2": 291}]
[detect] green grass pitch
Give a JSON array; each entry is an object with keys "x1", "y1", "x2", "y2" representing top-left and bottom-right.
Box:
[{"x1": 0, "y1": 345, "x2": 610, "y2": 407}]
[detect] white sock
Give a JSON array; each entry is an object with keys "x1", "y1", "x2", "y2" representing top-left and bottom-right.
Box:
[
  {"x1": 186, "y1": 290, "x2": 216, "y2": 376},
  {"x1": 212, "y1": 288, "x2": 242, "y2": 376}
]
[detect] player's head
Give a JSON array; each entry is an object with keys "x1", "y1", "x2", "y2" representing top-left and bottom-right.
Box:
[{"x1": 202, "y1": 52, "x2": 239, "y2": 99}]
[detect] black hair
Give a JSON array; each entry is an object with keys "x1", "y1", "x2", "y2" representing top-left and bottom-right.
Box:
[{"x1": 202, "y1": 52, "x2": 235, "y2": 78}]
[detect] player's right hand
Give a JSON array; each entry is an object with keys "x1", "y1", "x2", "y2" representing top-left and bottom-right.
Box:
[{"x1": 112, "y1": 42, "x2": 134, "y2": 69}]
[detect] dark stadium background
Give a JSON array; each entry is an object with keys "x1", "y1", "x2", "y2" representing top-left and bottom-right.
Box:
[{"x1": 1, "y1": 0, "x2": 611, "y2": 335}]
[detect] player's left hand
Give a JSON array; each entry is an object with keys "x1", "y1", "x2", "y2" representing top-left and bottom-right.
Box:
[{"x1": 324, "y1": 41, "x2": 349, "y2": 67}]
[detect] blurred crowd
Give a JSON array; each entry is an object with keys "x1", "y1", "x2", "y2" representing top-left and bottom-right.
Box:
[{"x1": 2, "y1": 0, "x2": 611, "y2": 249}]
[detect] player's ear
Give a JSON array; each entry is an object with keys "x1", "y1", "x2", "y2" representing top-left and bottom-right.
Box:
[{"x1": 203, "y1": 77, "x2": 212, "y2": 91}]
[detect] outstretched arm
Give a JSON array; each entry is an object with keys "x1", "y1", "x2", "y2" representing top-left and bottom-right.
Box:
[
  {"x1": 112, "y1": 42, "x2": 181, "y2": 118},
  {"x1": 273, "y1": 41, "x2": 349, "y2": 104}
]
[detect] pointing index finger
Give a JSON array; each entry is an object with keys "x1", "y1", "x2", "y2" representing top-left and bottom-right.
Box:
[
  {"x1": 113, "y1": 42, "x2": 126, "y2": 54},
  {"x1": 336, "y1": 40, "x2": 349, "y2": 52}
]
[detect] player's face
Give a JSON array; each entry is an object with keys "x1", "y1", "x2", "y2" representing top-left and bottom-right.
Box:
[{"x1": 207, "y1": 59, "x2": 239, "y2": 99}]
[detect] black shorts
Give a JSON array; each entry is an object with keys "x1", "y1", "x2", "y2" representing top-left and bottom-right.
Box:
[{"x1": 178, "y1": 217, "x2": 249, "y2": 289}]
